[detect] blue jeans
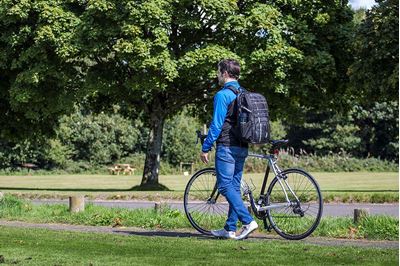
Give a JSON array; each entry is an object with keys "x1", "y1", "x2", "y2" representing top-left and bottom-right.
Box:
[{"x1": 215, "y1": 145, "x2": 253, "y2": 232}]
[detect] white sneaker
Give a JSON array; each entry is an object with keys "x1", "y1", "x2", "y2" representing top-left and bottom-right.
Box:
[
  {"x1": 235, "y1": 221, "x2": 258, "y2": 240},
  {"x1": 211, "y1": 228, "x2": 236, "y2": 239}
]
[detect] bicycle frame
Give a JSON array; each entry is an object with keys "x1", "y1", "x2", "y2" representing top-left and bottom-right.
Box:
[
  {"x1": 206, "y1": 152, "x2": 301, "y2": 213},
  {"x1": 246, "y1": 153, "x2": 301, "y2": 213}
]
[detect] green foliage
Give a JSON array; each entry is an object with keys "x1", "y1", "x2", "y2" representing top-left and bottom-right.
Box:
[
  {"x1": 244, "y1": 152, "x2": 398, "y2": 173},
  {"x1": 56, "y1": 111, "x2": 146, "y2": 165},
  {"x1": 0, "y1": 0, "x2": 82, "y2": 140},
  {"x1": 42, "y1": 139, "x2": 74, "y2": 168},
  {"x1": 162, "y1": 111, "x2": 202, "y2": 166},
  {"x1": 351, "y1": 101, "x2": 399, "y2": 161},
  {"x1": 0, "y1": 1, "x2": 396, "y2": 184},
  {"x1": 0, "y1": 139, "x2": 46, "y2": 169},
  {"x1": 349, "y1": 0, "x2": 399, "y2": 102},
  {"x1": 287, "y1": 102, "x2": 398, "y2": 161}
]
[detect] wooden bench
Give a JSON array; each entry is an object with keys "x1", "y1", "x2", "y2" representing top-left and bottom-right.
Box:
[
  {"x1": 108, "y1": 164, "x2": 135, "y2": 175},
  {"x1": 20, "y1": 163, "x2": 38, "y2": 175}
]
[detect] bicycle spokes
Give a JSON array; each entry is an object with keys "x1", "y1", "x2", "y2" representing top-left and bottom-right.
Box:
[
  {"x1": 184, "y1": 169, "x2": 228, "y2": 234},
  {"x1": 267, "y1": 169, "x2": 323, "y2": 239}
]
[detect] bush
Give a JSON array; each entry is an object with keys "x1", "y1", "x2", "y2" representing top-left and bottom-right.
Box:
[
  {"x1": 162, "y1": 111, "x2": 202, "y2": 166},
  {"x1": 56, "y1": 111, "x2": 146, "y2": 165},
  {"x1": 243, "y1": 149, "x2": 398, "y2": 173}
]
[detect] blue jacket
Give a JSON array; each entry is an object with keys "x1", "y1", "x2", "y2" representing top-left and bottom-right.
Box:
[{"x1": 202, "y1": 80, "x2": 243, "y2": 152}]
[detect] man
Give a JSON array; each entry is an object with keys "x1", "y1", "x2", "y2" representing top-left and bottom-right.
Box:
[{"x1": 200, "y1": 59, "x2": 258, "y2": 240}]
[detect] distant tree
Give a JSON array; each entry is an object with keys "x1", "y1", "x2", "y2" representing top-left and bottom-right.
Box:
[{"x1": 348, "y1": 0, "x2": 399, "y2": 102}]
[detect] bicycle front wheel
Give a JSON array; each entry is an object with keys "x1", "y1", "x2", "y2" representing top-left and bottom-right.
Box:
[
  {"x1": 266, "y1": 168, "x2": 323, "y2": 240},
  {"x1": 183, "y1": 168, "x2": 228, "y2": 235}
]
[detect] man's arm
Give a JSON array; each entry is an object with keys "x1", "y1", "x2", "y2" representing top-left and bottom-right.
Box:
[{"x1": 201, "y1": 91, "x2": 230, "y2": 153}]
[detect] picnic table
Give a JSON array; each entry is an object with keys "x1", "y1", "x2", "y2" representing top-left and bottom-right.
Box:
[
  {"x1": 108, "y1": 164, "x2": 135, "y2": 175},
  {"x1": 21, "y1": 163, "x2": 38, "y2": 175}
]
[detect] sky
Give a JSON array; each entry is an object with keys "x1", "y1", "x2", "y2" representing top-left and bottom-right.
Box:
[{"x1": 348, "y1": 0, "x2": 376, "y2": 9}]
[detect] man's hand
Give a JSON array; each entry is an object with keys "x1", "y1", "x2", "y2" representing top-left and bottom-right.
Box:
[{"x1": 200, "y1": 152, "x2": 209, "y2": 164}]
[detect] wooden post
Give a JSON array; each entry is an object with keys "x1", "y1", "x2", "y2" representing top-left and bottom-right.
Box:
[
  {"x1": 191, "y1": 163, "x2": 194, "y2": 174},
  {"x1": 180, "y1": 162, "x2": 182, "y2": 173},
  {"x1": 354, "y1": 208, "x2": 369, "y2": 223},
  {"x1": 69, "y1": 196, "x2": 85, "y2": 213},
  {"x1": 203, "y1": 124, "x2": 207, "y2": 135},
  {"x1": 155, "y1": 202, "x2": 161, "y2": 213}
]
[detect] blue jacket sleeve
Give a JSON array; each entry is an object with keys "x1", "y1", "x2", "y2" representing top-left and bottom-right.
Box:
[{"x1": 201, "y1": 91, "x2": 230, "y2": 152}]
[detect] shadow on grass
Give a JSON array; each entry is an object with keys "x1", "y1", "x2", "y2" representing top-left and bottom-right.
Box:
[
  {"x1": 114, "y1": 230, "x2": 209, "y2": 239},
  {"x1": 113, "y1": 229, "x2": 281, "y2": 242},
  {"x1": 0, "y1": 183, "x2": 171, "y2": 192},
  {"x1": 130, "y1": 183, "x2": 171, "y2": 191}
]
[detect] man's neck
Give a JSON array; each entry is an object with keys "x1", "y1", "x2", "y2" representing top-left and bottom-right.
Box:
[{"x1": 224, "y1": 78, "x2": 237, "y2": 84}]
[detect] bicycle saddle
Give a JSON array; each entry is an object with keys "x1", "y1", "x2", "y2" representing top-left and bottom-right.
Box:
[{"x1": 270, "y1": 139, "x2": 289, "y2": 148}]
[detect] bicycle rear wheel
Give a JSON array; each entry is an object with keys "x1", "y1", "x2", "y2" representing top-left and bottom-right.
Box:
[
  {"x1": 266, "y1": 168, "x2": 323, "y2": 240},
  {"x1": 183, "y1": 168, "x2": 228, "y2": 235}
]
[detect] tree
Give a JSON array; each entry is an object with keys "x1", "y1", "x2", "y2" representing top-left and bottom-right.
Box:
[
  {"x1": 348, "y1": 0, "x2": 399, "y2": 102},
  {"x1": 76, "y1": 0, "x2": 354, "y2": 187},
  {"x1": 0, "y1": 0, "x2": 83, "y2": 141},
  {"x1": 74, "y1": 0, "x2": 297, "y2": 187}
]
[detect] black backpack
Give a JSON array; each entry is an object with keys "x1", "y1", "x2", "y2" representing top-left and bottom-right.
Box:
[{"x1": 228, "y1": 86, "x2": 271, "y2": 144}]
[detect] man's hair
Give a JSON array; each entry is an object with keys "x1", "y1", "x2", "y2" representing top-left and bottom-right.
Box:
[{"x1": 218, "y1": 59, "x2": 240, "y2": 80}]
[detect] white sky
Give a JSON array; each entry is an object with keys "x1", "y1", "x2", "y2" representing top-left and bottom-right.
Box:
[{"x1": 349, "y1": 0, "x2": 376, "y2": 9}]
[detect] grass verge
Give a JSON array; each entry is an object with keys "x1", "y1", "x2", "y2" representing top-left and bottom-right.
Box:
[
  {"x1": 0, "y1": 226, "x2": 398, "y2": 266},
  {"x1": 5, "y1": 190, "x2": 399, "y2": 203},
  {"x1": 0, "y1": 195, "x2": 398, "y2": 241}
]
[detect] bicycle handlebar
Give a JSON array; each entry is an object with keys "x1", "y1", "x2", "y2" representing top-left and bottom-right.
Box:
[{"x1": 196, "y1": 130, "x2": 207, "y2": 146}]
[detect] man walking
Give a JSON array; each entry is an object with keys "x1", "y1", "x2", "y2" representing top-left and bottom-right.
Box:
[{"x1": 200, "y1": 59, "x2": 258, "y2": 240}]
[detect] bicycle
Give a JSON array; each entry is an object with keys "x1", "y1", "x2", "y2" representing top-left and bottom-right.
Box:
[{"x1": 183, "y1": 130, "x2": 323, "y2": 240}]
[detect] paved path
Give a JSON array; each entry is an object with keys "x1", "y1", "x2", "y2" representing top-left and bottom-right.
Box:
[
  {"x1": 0, "y1": 220, "x2": 397, "y2": 249},
  {"x1": 31, "y1": 199, "x2": 399, "y2": 217}
]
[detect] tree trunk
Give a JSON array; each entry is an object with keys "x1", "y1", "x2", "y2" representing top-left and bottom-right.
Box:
[{"x1": 141, "y1": 112, "x2": 165, "y2": 186}]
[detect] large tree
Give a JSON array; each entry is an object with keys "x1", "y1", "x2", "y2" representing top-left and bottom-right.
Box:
[
  {"x1": 75, "y1": 0, "x2": 297, "y2": 187},
  {"x1": 0, "y1": 0, "x2": 82, "y2": 141},
  {"x1": 76, "y1": 0, "x2": 354, "y2": 187}
]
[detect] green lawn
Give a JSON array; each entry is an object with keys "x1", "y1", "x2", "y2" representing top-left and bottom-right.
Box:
[
  {"x1": 0, "y1": 172, "x2": 397, "y2": 202},
  {"x1": 1, "y1": 195, "x2": 398, "y2": 240},
  {"x1": 0, "y1": 226, "x2": 397, "y2": 266},
  {"x1": 0, "y1": 172, "x2": 397, "y2": 191}
]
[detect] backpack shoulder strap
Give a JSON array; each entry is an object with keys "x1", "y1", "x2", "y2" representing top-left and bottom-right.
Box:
[{"x1": 226, "y1": 85, "x2": 240, "y2": 95}]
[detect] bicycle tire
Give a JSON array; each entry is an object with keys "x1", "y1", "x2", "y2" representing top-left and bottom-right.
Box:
[
  {"x1": 183, "y1": 168, "x2": 229, "y2": 235},
  {"x1": 266, "y1": 168, "x2": 323, "y2": 240}
]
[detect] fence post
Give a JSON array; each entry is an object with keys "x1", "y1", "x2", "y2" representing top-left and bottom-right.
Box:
[
  {"x1": 155, "y1": 202, "x2": 161, "y2": 213},
  {"x1": 354, "y1": 208, "x2": 369, "y2": 223},
  {"x1": 69, "y1": 196, "x2": 85, "y2": 213}
]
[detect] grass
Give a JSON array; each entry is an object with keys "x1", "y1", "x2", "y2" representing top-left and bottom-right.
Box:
[
  {"x1": 0, "y1": 172, "x2": 397, "y2": 191},
  {"x1": 0, "y1": 195, "x2": 398, "y2": 240},
  {"x1": 0, "y1": 172, "x2": 397, "y2": 202},
  {"x1": 0, "y1": 226, "x2": 397, "y2": 266}
]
